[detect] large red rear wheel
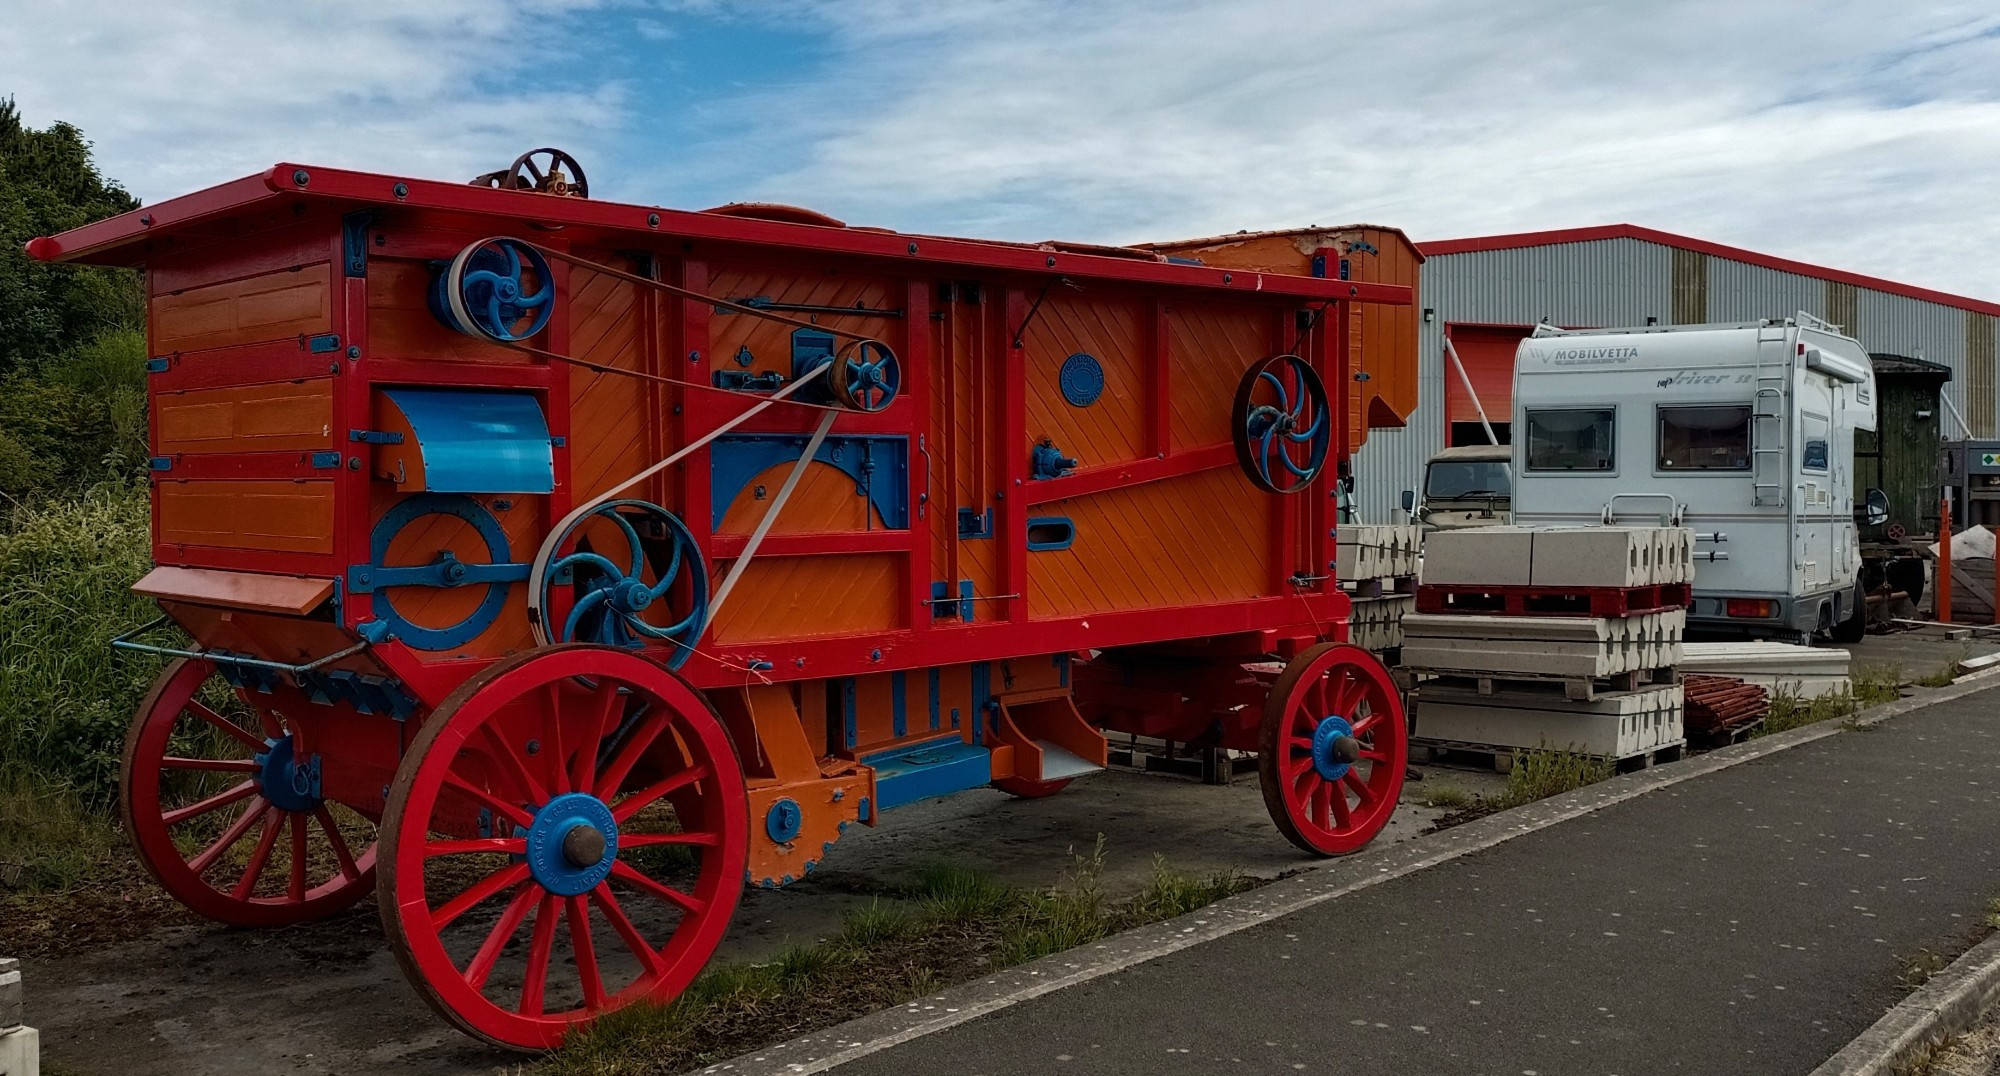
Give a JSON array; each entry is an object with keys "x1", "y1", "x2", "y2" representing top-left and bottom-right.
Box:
[
  {"x1": 120, "y1": 658, "x2": 377, "y2": 926},
  {"x1": 1257, "y1": 643, "x2": 1407, "y2": 856},
  {"x1": 378, "y1": 645, "x2": 748, "y2": 1051}
]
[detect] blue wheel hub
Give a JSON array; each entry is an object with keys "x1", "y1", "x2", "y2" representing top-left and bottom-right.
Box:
[
  {"x1": 765, "y1": 798, "x2": 803, "y2": 844},
  {"x1": 1310, "y1": 716, "x2": 1359, "y2": 782},
  {"x1": 525, "y1": 792, "x2": 619, "y2": 896},
  {"x1": 253, "y1": 735, "x2": 322, "y2": 813}
]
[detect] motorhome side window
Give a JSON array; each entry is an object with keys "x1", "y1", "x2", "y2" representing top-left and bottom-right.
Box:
[
  {"x1": 1524, "y1": 408, "x2": 1615, "y2": 472},
  {"x1": 1657, "y1": 405, "x2": 1752, "y2": 471},
  {"x1": 1800, "y1": 412, "x2": 1829, "y2": 473}
]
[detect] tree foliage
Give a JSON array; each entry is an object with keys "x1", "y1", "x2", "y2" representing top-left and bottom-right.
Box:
[{"x1": 0, "y1": 98, "x2": 149, "y2": 501}]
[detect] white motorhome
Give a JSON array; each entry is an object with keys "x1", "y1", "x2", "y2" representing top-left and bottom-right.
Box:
[{"x1": 1509, "y1": 314, "x2": 1886, "y2": 644}]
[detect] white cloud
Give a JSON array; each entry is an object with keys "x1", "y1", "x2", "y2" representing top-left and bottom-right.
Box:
[
  {"x1": 712, "y1": 0, "x2": 2000, "y2": 298},
  {"x1": 0, "y1": 0, "x2": 628, "y2": 200},
  {"x1": 6, "y1": 0, "x2": 1998, "y2": 298}
]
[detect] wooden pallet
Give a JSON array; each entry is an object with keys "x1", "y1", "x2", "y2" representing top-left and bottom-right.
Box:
[
  {"x1": 1341, "y1": 575, "x2": 1418, "y2": 599},
  {"x1": 1415, "y1": 582, "x2": 1692, "y2": 618},
  {"x1": 1398, "y1": 665, "x2": 1679, "y2": 702},
  {"x1": 1415, "y1": 738, "x2": 1686, "y2": 774}
]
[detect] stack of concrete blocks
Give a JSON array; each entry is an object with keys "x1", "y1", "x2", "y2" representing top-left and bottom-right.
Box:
[
  {"x1": 1338, "y1": 524, "x2": 1421, "y2": 652},
  {"x1": 1407, "y1": 526, "x2": 1694, "y2": 767},
  {"x1": 0, "y1": 958, "x2": 35, "y2": 1076}
]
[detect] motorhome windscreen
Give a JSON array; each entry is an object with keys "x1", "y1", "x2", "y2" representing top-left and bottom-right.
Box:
[
  {"x1": 1657, "y1": 405, "x2": 1752, "y2": 471},
  {"x1": 1426, "y1": 460, "x2": 1512, "y2": 499},
  {"x1": 1524, "y1": 408, "x2": 1615, "y2": 471}
]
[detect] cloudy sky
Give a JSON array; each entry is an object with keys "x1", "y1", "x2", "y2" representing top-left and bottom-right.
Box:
[{"x1": 5, "y1": 1, "x2": 1998, "y2": 297}]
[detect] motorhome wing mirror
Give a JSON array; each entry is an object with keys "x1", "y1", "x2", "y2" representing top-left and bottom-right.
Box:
[
  {"x1": 1400, "y1": 489, "x2": 1417, "y2": 513},
  {"x1": 1860, "y1": 488, "x2": 1890, "y2": 527}
]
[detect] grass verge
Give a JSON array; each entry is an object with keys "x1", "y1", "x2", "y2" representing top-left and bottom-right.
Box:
[
  {"x1": 542, "y1": 845, "x2": 1255, "y2": 1075},
  {"x1": 1424, "y1": 747, "x2": 1616, "y2": 831}
]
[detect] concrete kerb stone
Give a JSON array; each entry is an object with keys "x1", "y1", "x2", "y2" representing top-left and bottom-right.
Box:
[
  {"x1": 699, "y1": 666, "x2": 2000, "y2": 1076},
  {"x1": 0, "y1": 956, "x2": 36, "y2": 1076},
  {"x1": 1807, "y1": 932, "x2": 2000, "y2": 1076}
]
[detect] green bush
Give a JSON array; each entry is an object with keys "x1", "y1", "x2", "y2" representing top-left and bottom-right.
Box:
[
  {"x1": 0, "y1": 482, "x2": 160, "y2": 805},
  {"x1": 0, "y1": 329, "x2": 149, "y2": 501}
]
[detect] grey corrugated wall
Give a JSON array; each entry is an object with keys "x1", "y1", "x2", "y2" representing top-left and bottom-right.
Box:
[{"x1": 1348, "y1": 239, "x2": 2000, "y2": 522}]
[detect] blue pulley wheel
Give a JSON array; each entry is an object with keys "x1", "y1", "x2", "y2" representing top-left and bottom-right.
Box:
[
  {"x1": 534, "y1": 500, "x2": 709, "y2": 670},
  {"x1": 430, "y1": 237, "x2": 555, "y2": 341},
  {"x1": 830, "y1": 339, "x2": 900, "y2": 413},
  {"x1": 1232, "y1": 353, "x2": 1331, "y2": 494}
]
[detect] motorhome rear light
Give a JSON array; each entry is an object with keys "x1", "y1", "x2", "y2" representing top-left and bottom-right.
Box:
[{"x1": 1725, "y1": 599, "x2": 1777, "y2": 618}]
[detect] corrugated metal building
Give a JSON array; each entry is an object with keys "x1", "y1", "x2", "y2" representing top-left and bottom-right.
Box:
[{"x1": 1350, "y1": 224, "x2": 2000, "y2": 525}]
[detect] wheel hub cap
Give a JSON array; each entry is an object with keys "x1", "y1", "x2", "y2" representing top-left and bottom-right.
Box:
[
  {"x1": 613, "y1": 579, "x2": 654, "y2": 613},
  {"x1": 1310, "y1": 716, "x2": 1358, "y2": 782},
  {"x1": 253, "y1": 734, "x2": 321, "y2": 813},
  {"x1": 526, "y1": 792, "x2": 619, "y2": 895}
]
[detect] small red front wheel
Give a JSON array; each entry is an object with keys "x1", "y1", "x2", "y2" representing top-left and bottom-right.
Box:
[
  {"x1": 1257, "y1": 643, "x2": 1407, "y2": 856},
  {"x1": 378, "y1": 645, "x2": 748, "y2": 1051},
  {"x1": 121, "y1": 658, "x2": 377, "y2": 927}
]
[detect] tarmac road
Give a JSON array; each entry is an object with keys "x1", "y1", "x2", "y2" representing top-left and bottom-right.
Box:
[{"x1": 826, "y1": 685, "x2": 2000, "y2": 1076}]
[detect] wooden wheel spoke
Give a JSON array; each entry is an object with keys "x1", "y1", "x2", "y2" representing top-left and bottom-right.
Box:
[
  {"x1": 1283, "y1": 754, "x2": 1314, "y2": 783},
  {"x1": 479, "y1": 724, "x2": 549, "y2": 806},
  {"x1": 1310, "y1": 781, "x2": 1333, "y2": 829},
  {"x1": 466, "y1": 884, "x2": 540, "y2": 991},
  {"x1": 620, "y1": 831, "x2": 720, "y2": 849},
  {"x1": 230, "y1": 808, "x2": 285, "y2": 898},
  {"x1": 611, "y1": 763, "x2": 713, "y2": 823},
  {"x1": 288, "y1": 813, "x2": 309, "y2": 902},
  {"x1": 162, "y1": 779, "x2": 260, "y2": 827},
  {"x1": 610, "y1": 860, "x2": 704, "y2": 914},
  {"x1": 432, "y1": 862, "x2": 532, "y2": 930},
  {"x1": 190, "y1": 700, "x2": 266, "y2": 750},
  {"x1": 426, "y1": 836, "x2": 529, "y2": 857},
  {"x1": 594, "y1": 708, "x2": 670, "y2": 800},
  {"x1": 187, "y1": 798, "x2": 272, "y2": 875},
  {"x1": 1350, "y1": 712, "x2": 1381, "y2": 737},
  {"x1": 443, "y1": 775, "x2": 533, "y2": 829},
  {"x1": 1329, "y1": 782, "x2": 1354, "y2": 828},
  {"x1": 314, "y1": 806, "x2": 361, "y2": 882},
  {"x1": 520, "y1": 894, "x2": 559, "y2": 1017},
  {"x1": 573, "y1": 685, "x2": 625, "y2": 792},
  {"x1": 567, "y1": 894, "x2": 606, "y2": 1010},
  {"x1": 1342, "y1": 770, "x2": 1376, "y2": 808},
  {"x1": 591, "y1": 885, "x2": 669, "y2": 978},
  {"x1": 161, "y1": 756, "x2": 258, "y2": 773},
  {"x1": 542, "y1": 683, "x2": 570, "y2": 795}
]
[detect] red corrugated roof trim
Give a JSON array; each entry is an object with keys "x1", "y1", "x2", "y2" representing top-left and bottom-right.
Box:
[{"x1": 1417, "y1": 224, "x2": 2000, "y2": 317}]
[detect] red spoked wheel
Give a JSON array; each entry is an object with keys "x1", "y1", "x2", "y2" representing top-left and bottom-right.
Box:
[
  {"x1": 1257, "y1": 643, "x2": 1407, "y2": 856},
  {"x1": 378, "y1": 645, "x2": 748, "y2": 1051},
  {"x1": 120, "y1": 658, "x2": 378, "y2": 927}
]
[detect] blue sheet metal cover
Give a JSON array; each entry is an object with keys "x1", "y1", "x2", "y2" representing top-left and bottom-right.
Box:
[{"x1": 382, "y1": 388, "x2": 555, "y2": 494}]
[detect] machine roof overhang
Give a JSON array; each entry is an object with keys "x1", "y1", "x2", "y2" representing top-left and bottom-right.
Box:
[{"x1": 28, "y1": 163, "x2": 1412, "y2": 307}]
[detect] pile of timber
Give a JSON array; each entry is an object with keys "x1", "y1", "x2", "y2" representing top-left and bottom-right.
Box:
[
  {"x1": 1339, "y1": 524, "x2": 1421, "y2": 653},
  {"x1": 1682, "y1": 674, "x2": 1769, "y2": 744},
  {"x1": 1406, "y1": 526, "x2": 1693, "y2": 771}
]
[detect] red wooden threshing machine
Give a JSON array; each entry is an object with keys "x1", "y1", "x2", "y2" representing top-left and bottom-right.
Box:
[{"x1": 27, "y1": 150, "x2": 1413, "y2": 1049}]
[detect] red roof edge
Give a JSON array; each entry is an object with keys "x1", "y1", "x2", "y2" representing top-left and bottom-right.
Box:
[{"x1": 1417, "y1": 224, "x2": 2000, "y2": 318}]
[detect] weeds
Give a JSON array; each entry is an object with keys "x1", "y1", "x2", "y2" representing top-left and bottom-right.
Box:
[
  {"x1": 1498, "y1": 747, "x2": 1614, "y2": 807},
  {"x1": 1760, "y1": 688, "x2": 1861, "y2": 736},
  {"x1": 1915, "y1": 651, "x2": 1967, "y2": 689},
  {"x1": 0, "y1": 769, "x2": 119, "y2": 891},
  {"x1": 1420, "y1": 784, "x2": 1474, "y2": 810},
  {"x1": 1853, "y1": 665, "x2": 1905, "y2": 706},
  {"x1": 544, "y1": 844, "x2": 1258, "y2": 1075},
  {"x1": 1896, "y1": 948, "x2": 1947, "y2": 992}
]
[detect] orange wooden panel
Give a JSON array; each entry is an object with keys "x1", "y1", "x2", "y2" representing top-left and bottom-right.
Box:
[
  {"x1": 157, "y1": 380, "x2": 334, "y2": 455},
  {"x1": 1023, "y1": 293, "x2": 1147, "y2": 469},
  {"x1": 717, "y1": 461, "x2": 881, "y2": 535},
  {"x1": 707, "y1": 553, "x2": 903, "y2": 644},
  {"x1": 365, "y1": 487, "x2": 542, "y2": 657},
  {"x1": 1167, "y1": 302, "x2": 1273, "y2": 452},
  {"x1": 704, "y1": 265, "x2": 902, "y2": 387},
  {"x1": 365, "y1": 258, "x2": 531, "y2": 363},
  {"x1": 157, "y1": 480, "x2": 335, "y2": 555},
  {"x1": 134, "y1": 565, "x2": 334, "y2": 615},
  {"x1": 152, "y1": 264, "x2": 333, "y2": 352},
  {"x1": 1146, "y1": 227, "x2": 1423, "y2": 450},
  {"x1": 1026, "y1": 466, "x2": 1270, "y2": 618},
  {"x1": 567, "y1": 269, "x2": 653, "y2": 502}
]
